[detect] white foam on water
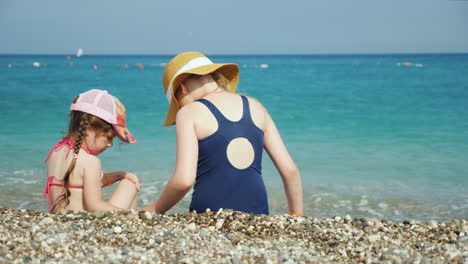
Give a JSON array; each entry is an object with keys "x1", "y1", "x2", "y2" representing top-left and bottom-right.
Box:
[
  {"x1": 0, "y1": 168, "x2": 43, "y2": 185},
  {"x1": 378, "y1": 202, "x2": 388, "y2": 209},
  {"x1": 357, "y1": 199, "x2": 368, "y2": 207},
  {"x1": 366, "y1": 208, "x2": 384, "y2": 219},
  {"x1": 18, "y1": 201, "x2": 32, "y2": 209},
  {"x1": 13, "y1": 169, "x2": 35, "y2": 176}
]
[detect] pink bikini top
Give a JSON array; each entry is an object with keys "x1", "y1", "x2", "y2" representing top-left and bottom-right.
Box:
[{"x1": 43, "y1": 139, "x2": 89, "y2": 212}]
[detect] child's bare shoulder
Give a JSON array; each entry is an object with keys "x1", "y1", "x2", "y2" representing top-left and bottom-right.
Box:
[
  {"x1": 176, "y1": 101, "x2": 205, "y2": 122},
  {"x1": 79, "y1": 152, "x2": 102, "y2": 172},
  {"x1": 245, "y1": 96, "x2": 265, "y2": 110}
]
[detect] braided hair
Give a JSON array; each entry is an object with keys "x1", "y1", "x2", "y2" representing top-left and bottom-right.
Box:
[{"x1": 51, "y1": 97, "x2": 114, "y2": 212}]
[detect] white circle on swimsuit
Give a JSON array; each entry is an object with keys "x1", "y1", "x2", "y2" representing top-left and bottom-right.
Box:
[{"x1": 226, "y1": 137, "x2": 255, "y2": 169}]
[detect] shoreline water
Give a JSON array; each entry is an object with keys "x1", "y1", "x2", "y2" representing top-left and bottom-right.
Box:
[
  {"x1": 2, "y1": 181, "x2": 466, "y2": 223},
  {"x1": 1, "y1": 54, "x2": 467, "y2": 224},
  {"x1": 1, "y1": 207, "x2": 466, "y2": 263}
]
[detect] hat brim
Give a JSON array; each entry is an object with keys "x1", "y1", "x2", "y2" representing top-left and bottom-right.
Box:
[
  {"x1": 163, "y1": 63, "x2": 239, "y2": 126},
  {"x1": 113, "y1": 125, "x2": 137, "y2": 143}
]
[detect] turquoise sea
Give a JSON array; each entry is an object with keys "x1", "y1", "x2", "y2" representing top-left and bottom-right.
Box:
[{"x1": 1, "y1": 54, "x2": 467, "y2": 222}]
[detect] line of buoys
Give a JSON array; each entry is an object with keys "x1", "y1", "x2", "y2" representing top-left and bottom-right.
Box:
[
  {"x1": 4, "y1": 62, "x2": 272, "y2": 70},
  {"x1": 5, "y1": 63, "x2": 164, "y2": 69},
  {"x1": 241, "y1": 64, "x2": 269, "y2": 68},
  {"x1": 397, "y1": 62, "x2": 424, "y2": 67}
]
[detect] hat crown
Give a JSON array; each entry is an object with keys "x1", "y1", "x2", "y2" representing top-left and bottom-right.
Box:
[
  {"x1": 71, "y1": 89, "x2": 117, "y2": 124},
  {"x1": 162, "y1": 51, "x2": 207, "y2": 93}
]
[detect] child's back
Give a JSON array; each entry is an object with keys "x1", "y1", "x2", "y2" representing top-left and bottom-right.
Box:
[
  {"x1": 43, "y1": 89, "x2": 140, "y2": 213},
  {"x1": 46, "y1": 144, "x2": 93, "y2": 213}
]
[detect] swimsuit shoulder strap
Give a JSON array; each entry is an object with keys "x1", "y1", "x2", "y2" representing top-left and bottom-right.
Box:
[
  {"x1": 239, "y1": 95, "x2": 254, "y2": 123},
  {"x1": 43, "y1": 139, "x2": 76, "y2": 164},
  {"x1": 196, "y1": 98, "x2": 229, "y2": 123}
]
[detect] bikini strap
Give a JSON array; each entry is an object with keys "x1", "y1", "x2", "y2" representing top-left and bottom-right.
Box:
[
  {"x1": 43, "y1": 176, "x2": 84, "y2": 212},
  {"x1": 43, "y1": 139, "x2": 76, "y2": 164},
  {"x1": 43, "y1": 176, "x2": 54, "y2": 212}
]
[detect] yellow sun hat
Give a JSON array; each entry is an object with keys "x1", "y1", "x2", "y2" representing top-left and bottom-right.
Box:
[{"x1": 162, "y1": 51, "x2": 239, "y2": 126}]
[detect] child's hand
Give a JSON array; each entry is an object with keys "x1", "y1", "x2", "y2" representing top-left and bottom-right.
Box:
[{"x1": 124, "y1": 172, "x2": 141, "y2": 191}]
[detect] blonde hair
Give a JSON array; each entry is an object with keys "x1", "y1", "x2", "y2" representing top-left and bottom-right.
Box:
[{"x1": 212, "y1": 71, "x2": 231, "y2": 91}]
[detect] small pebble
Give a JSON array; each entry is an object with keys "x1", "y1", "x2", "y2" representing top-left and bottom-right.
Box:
[
  {"x1": 39, "y1": 217, "x2": 55, "y2": 225},
  {"x1": 186, "y1": 223, "x2": 197, "y2": 231},
  {"x1": 92, "y1": 211, "x2": 105, "y2": 219},
  {"x1": 113, "y1": 226, "x2": 122, "y2": 233}
]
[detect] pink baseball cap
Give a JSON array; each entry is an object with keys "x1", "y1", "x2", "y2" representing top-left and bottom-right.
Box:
[{"x1": 70, "y1": 89, "x2": 136, "y2": 143}]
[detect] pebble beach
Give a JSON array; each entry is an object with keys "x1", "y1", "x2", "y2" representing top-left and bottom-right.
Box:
[{"x1": 0, "y1": 208, "x2": 466, "y2": 263}]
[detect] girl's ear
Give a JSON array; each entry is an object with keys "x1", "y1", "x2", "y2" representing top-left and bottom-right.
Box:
[
  {"x1": 176, "y1": 83, "x2": 188, "y2": 101},
  {"x1": 180, "y1": 82, "x2": 188, "y2": 95}
]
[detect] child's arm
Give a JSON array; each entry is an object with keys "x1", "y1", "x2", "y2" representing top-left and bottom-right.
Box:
[
  {"x1": 142, "y1": 106, "x2": 197, "y2": 213},
  {"x1": 263, "y1": 106, "x2": 303, "y2": 216},
  {"x1": 102, "y1": 171, "x2": 140, "y2": 191},
  {"x1": 82, "y1": 156, "x2": 125, "y2": 211}
]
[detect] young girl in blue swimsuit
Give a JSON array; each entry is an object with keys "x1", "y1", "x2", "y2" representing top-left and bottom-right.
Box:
[
  {"x1": 143, "y1": 52, "x2": 303, "y2": 216},
  {"x1": 44, "y1": 89, "x2": 140, "y2": 213}
]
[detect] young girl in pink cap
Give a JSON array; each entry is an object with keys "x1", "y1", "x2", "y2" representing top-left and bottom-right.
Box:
[{"x1": 43, "y1": 89, "x2": 140, "y2": 213}]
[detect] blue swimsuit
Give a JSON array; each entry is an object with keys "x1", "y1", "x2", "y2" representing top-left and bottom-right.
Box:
[{"x1": 189, "y1": 95, "x2": 269, "y2": 215}]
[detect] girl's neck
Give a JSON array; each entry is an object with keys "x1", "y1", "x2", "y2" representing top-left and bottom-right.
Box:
[
  {"x1": 66, "y1": 137, "x2": 98, "y2": 156},
  {"x1": 179, "y1": 83, "x2": 221, "y2": 107},
  {"x1": 80, "y1": 145, "x2": 96, "y2": 155},
  {"x1": 202, "y1": 86, "x2": 225, "y2": 97}
]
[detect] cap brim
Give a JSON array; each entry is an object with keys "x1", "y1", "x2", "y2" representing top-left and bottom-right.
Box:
[
  {"x1": 163, "y1": 63, "x2": 239, "y2": 127},
  {"x1": 113, "y1": 125, "x2": 136, "y2": 143}
]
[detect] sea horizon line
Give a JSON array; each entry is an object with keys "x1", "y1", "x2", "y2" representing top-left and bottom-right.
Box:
[{"x1": 1, "y1": 52, "x2": 467, "y2": 57}]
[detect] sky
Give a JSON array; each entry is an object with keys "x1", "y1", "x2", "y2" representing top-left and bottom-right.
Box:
[{"x1": 1, "y1": 0, "x2": 467, "y2": 55}]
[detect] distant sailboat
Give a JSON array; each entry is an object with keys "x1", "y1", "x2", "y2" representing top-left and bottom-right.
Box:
[{"x1": 76, "y1": 48, "x2": 83, "y2": 57}]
